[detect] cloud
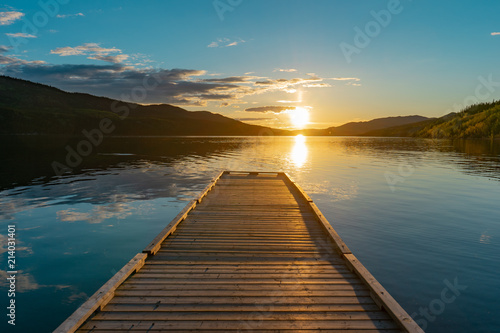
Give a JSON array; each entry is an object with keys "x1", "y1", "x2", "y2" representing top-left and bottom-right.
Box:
[
  {"x1": 5, "y1": 32, "x2": 36, "y2": 38},
  {"x1": 198, "y1": 93, "x2": 234, "y2": 100},
  {"x1": 328, "y1": 77, "x2": 361, "y2": 86},
  {"x1": 51, "y1": 43, "x2": 128, "y2": 63},
  {"x1": 0, "y1": 11, "x2": 24, "y2": 25},
  {"x1": 254, "y1": 80, "x2": 273, "y2": 85},
  {"x1": 0, "y1": 57, "x2": 251, "y2": 105},
  {"x1": 0, "y1": 45, "x2": 45, "y2": 65},
  {"x1": 0, "y1": 269, "x2": 43, "y2": 292},
  {"x1": 56, "y1": 13, "x2": 84, "y2": 18},
  {"x1": 200, "y1": 76, "x2": 257, "y2": 83},
  {"x1": 207, "y1": 38, "x2": 245, "y2": 48},
  {"x1": 252, "y1": 73, "x2": 327, "y2": 92},
  {"x1": 226, "y1": 41, "x2": 240, "y2": 47},
  {"x1": 89, "y1": 54, "x2": 129, "y2": 63},
  {"x1": 51, "y1": 43, "x2": 120, "y2": 56},
  {"x1": 1, "y1": 45, "x2": 349, "y2": 106},
  {"x1": 331, "y1": 77, "x2": 360, "y2": 81},
  {"x1": 274, "y1": 68, "x2": 297, "y2": 72},
  {"x1": 57, "y1": 202, "x2": 134, "y2": 224},
  {"x1": 302, "y1": 83, "x2": 331, "y2": 88},
  {"x1": 245, "y1": 106, "x2": 296, "y2": 113},
  {"x1": 491, "y1": 32, "x2": 500, "y2": 36}
]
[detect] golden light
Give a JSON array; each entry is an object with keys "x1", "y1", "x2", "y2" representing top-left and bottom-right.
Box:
[
  {"x1": 287, "y1": 107, "x2": 310, "y2": 129},
  {"x1": 291, "y1": 134, "x2": 308, "y2": 167},
  {"x1": 295, "y1": 134, "x2": 306, "y2": 143}
]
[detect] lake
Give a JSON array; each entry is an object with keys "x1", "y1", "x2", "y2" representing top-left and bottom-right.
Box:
[{"x1": 1, "y1": 136, "x2": 499, "y2": 332}]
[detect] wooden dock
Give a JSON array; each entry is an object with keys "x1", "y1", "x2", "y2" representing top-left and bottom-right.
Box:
[{"x1": 55, "y1": 171, "x2": 423, "y2": 332}]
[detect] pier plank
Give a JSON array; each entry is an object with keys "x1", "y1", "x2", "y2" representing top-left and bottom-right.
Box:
[{"x1": 55, "y1": 171, "x2": 423, "y2": 333}]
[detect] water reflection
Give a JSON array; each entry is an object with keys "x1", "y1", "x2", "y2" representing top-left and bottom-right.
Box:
[
  {"x1": 1, "y1": 136, "x2": 500, "y2": 332},
  {"x1": 479, "y1": 232, "x2": 492, "y2": 244},
  {"x1": 57, "y1": 200, "x2": 134, "y2": 224},
  {"x1": 290, "y1": 135, "x2": 308, "y2": 168},
  {"x1": 1, "y1": 137, "x2": 500, "y2": 220}
]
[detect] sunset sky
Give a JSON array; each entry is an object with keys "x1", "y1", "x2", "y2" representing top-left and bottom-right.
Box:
[{"x1": 1, "y1": 0, "x2": 500, "y2": 129}]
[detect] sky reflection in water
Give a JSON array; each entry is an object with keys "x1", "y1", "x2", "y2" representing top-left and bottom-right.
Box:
[{"x1": 0, "y1": 136, "x2": 499, "y2": 332}]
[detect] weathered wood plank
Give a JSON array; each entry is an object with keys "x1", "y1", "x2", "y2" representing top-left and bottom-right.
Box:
[
  {"x1": 121, "y1": 278, "x2": 364, "y2": 285},
  {"x1": 78, "y1": 329, "x2": 400, "y2": 333},
  {"x1": 138, "y1": 266, "x2": 351, "y2": 274},
  {"x1": 78, "y1": 319, "x2": 400, "y2": 330},
  {"x1": 163, "y1": 239, "x2": 328, "y2": 245},
  {"x1": 93, "y1": 310, "x2": 392, "y2": 321},
  {"x1": 131, "y1": 272, "x2": 359, "y2": 279},
  {"x1": 102, "y1": 303, "x2": 384, "y2": 312},
  {"x1": 114, "y1": 289, "x2": 372, "y2": 297},
  {"x1": 143, "y1": 259, "x2": 345, "y2": 265},
  {"x1": 63, "y1": 171, "x2": 420, "y2": 333},
  {"x1": 107, "y1": 296, "x2": 377, "y2": 305},
  {"x1": 148, "y1": 255, "x2": 342, "y2": 261},
  {"x1": 119, "y1": 283, "x2": 367, "y2": 291}
]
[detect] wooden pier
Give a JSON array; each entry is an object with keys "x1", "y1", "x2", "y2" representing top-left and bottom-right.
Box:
[{"x1": 55, "y1": 171, "x2": 423, "y2": 332}]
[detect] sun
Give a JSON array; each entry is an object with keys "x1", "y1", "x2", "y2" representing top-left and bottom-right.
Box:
[{"x1": 288, "y1": 107, "x2": 310, "y2": 129}]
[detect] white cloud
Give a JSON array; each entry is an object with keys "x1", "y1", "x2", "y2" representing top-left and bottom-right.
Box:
[
  {"x1": 56, "y1": 13, "x2": 84, "y2": 18},
  {"x1": 5, "y1": 32, "x2": 36, "y2": 38},
  {"x1": 274, "y1": 68, "x2": 297, "y2": 72},
  {"x1": 57, "y1": 202, "x2": 134, "y2": 224},
  {"x1": 331, "y1": 77, "x2": 360, "y2": 81},
  {"x1": 491, "y1": 32, "x2": 500, "y2": 36},
  {"x1": 0, "y1": 11, "x2": 24, "y2": 25},
  {"x1": 302, "y1": 83, "x2": 331, "y2": 88},
  {"x1": 51, "y1": 43, "x2": 128, "y2": 63},
  {"x1": 253, "y1": 73, "x2": 324, "y2": 93},
  {"x1": 1, "y1": 43, "x2": 355, "y2": 107},
  {"x1": 89, "y1": 54, "x2": 129, "y2": 63},
  {"x1": 0, "y1": 45, "x2": 45, "y2": 65},
  {"x1": 51, "y1": 43, "x2": 120, "y2": 56},
  {"x1": 207, "y1": 38, "x2": 245, "y2": 48}
]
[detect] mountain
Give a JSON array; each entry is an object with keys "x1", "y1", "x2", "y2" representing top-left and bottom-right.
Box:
[
  {"x1": 8, "y1": 75, "x2": 483, "y2": 138},
  {"x1": 325, "y1": 115, "x2": 430, "y2": 136},
  {"x1": 364, "y1": 101, "x2": 500, "y2": 139},
  {"x1": 0, "y1": 76, "x2": 291, "y2": 136}
]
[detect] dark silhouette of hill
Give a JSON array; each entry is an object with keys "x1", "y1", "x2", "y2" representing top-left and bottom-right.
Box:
[
  {"x1": 364, "y1": 101, "x2": 500, "y2": 138},
  {"x1": 5, "y1": 75, "x2": 478, "y2": 138},
  {"x1": 0, "y1": 76, "x2": 291, "y2": 136},
  {"x1": 325, "y1": 115, "x2": 430, "y2": 136}
]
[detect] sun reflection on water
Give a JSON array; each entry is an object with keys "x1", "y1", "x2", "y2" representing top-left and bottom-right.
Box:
[{"x1": 291, "y1": 134, "x2": 308, "y2": 168}]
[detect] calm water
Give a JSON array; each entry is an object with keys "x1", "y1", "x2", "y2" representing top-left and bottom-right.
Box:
[{"x1": 1, "y1": 136, "x2": 499, "y2": 332}]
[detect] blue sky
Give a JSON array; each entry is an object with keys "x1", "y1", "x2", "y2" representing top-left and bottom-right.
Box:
[{"x1": 1, "y1": 0, "x2": 499, "y2": 128}]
